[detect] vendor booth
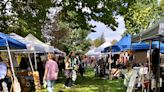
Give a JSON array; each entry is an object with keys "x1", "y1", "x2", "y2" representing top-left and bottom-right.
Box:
[
  {"x1": 10, "y1": 33, "x2": 45, "y2": 70},
  {"x1": 0, "y1": 32, "x2": 26, "y2": 92},
  {"x1": 131, "y1": 18, "x2": 164, "y2": 92},
  {"x1": 0, "y1": 32, "x2": 41, "y2": 92}
]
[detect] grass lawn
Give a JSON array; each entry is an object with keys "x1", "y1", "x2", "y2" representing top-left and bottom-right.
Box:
[{"x1": 37, "y1": 68, "x2": 125, "y2": 92}]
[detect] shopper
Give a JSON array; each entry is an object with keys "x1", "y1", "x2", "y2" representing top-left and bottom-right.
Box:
[
  {"x1": 79, "y1": 56, "x2": 85, "y2": 77},
  {"x1": 43, "y1": 54, "x2": 59, "y2": 92},
  {"x1": 64, "y1": 51, "x2": 77, "y2": 88},
  {"x1": 124, "y1": 62, "x2": 137, "y2": 92},
  {"x1": 0, "y1": 57, "x2": 8, "y2": 92}
]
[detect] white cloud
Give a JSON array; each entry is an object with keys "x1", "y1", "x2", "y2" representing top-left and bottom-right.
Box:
[{"x1": 87, "y1": 16, "x2": 126, "y2": 43}]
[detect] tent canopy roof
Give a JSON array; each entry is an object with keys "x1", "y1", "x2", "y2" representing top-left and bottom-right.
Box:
[
  {"x1": 132, "y1": 18, "x2": 164, "y2": 42},
  {"x1": 112, "y1": 34, "x2": 131, "y2": 52},
  {"x1": 103, "y1": 34, "x2": 131, "y2": 52},
  {"x1": 95, "y1": 41, "x2": 111, "y2": 52},
  {"x1": 86, "y1": 48, "x2": 101, "y2": 55},
  {"x1": 0, "y1": 32, "x2": 26, "y2": 49},
  {"x1": 9, "y1": 33, "x2": 45, "y2": 53},
  {"x1": 124, "y1": 42, "x2": 156, "y2": 51},
  {"x1": 25, "y1": 34, "x2": 54, "y2": 53}
]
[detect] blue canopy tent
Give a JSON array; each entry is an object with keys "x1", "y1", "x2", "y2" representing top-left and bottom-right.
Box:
[
  {"x1": 0, "y1": 32, "x2": 26, "y2": 49},
  {"x1": 160, "y1": 45, "x2": 164, "y2": 54},
  {"x1": 112, "y1": 34, "x2": 131, "y2": 52},
  {"x1": 0, "y1": 32, "x2": 27, "y2": 84},
  {"x1": 104, "y1": 35, "x2": 164, "y2": 52},
  {"x1": 152, "y1": 41, "x2": 164, "y2": 54},
  {"x1": 104, "y1": 34, "x2": 131, "y2": 52},
  {"x1": 124, "y1": 42, "x2": 156, "y2": 51}
]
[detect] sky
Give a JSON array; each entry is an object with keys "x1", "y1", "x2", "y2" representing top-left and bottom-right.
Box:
[{"x1": 87, "y1": 16, "x2": 126, "y2": 42}]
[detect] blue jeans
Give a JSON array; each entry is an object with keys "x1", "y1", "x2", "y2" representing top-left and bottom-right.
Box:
[{"x1": 47, "y1": 80, "x2": 55, "y2": 92}]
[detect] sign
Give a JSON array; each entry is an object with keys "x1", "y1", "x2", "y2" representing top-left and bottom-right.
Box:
[{"x1": 159, "y1": 23, "x2": 164, "y2": 35}]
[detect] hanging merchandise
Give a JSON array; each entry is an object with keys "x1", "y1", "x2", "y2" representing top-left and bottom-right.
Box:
[
  {"x1": 33, "y1": 71, "x2": 41, "y2": 90},
  {"x1": 159, "y1": 78, "x2": 162, "y2": 88},
  {"x1": 2, "y1": 81, "x2": 8, "y2": 92},
  {"x1": 12, "y1": 53, "x2": 19, "y2": 68},
  {"x1": 13, "y1": 78, "x2": 21, "y2": 92},
  {"x1": 17, "y1": 54, "x2": 22, "y2": 65},
  {"x1": 151, "y1": 78, "x2": 156, "y2": 90}
]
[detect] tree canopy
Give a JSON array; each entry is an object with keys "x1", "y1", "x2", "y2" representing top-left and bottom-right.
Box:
[
  {"x1": 92, "y1": 33, "x2": 105, "y2": 47},
  {"x1": 123, "y1": 0, "x2": 164, "y2": 35},
  {"x1": 1, "y1": 0, "x2": 164, "y2": 53},
  {"x1": 0, "y1": 0, "x2": 53, "y2": 40},
  {"x1": 50, "y1": 20, "x2": 91, "y2": 54},
  {"x1": 55, "y1": 0, "x2": 132, "y2": 32}
]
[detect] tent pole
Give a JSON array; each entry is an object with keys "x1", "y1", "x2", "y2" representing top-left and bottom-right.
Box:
[
  {"x1": 6, "y1": 38, "x2": 22, "y2": 92},
  {"x1": 148, "y1": 40, "x2": 152, "y2": 92},
  {"x1": 5, "y1": 39, "x2": 16, "y2": 79},
  {"x1": 34, "y1": 52, "x2": 37, "y2": 70},
  {"x1": 27, "y1": 53, "x2": 34, "y2": 72},
  {"x1": 158, "y1": 37, "x2": 161, "y2": 92},
  {"x1": 109, "y1": 47, "x2": 112, "y2": 80}
]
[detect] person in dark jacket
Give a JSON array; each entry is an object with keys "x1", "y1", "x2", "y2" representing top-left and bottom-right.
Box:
[{"x1": 79, "y1": 56, "x2": 85, "y2": 77}]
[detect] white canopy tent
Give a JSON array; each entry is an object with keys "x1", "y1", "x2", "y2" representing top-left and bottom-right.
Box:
[
  {"x1": 54, "y1": 48, "x2": 64, "y2": 54},
  {"x1": 86, "y1": 48, "x2": 101, "y2": 56},
  {"x1": 10, "y1": 33, "x2": 45, "y2": 53},
  {"x1": 94, "y1": 41, "x2": 112, "y2": 52},
  {"x1": 25, "y1": 34, "x2": 54, "y2": 53},
  {"x1": 9, "y1": 33, "x2": 44, "y2": 70}
]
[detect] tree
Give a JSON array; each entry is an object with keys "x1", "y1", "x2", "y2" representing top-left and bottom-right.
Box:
[
  {"x1": 50, "y1": 20, "x2": 91, "y2": 54},
  {"x1": 0, "y1": 0, "x2": 53, "y2": 40},
  {"x1": 100, "y1": 32, "x2": 105, "y2": 43},
  {"x1": 160, "y1": 0, "x2": 164, "y2": 11},
  {"x1": 123, "y1": 0, "x2": 164, "y2": 35},
  {"x1": 93, "y1": 39, "x2": 103, "y2": 47},
  {"x1": 111, "y1": 39, "x2": 117, "y2": 45},
  {"x1": 93, "y1": 33, "x2": 105, "y2": 47},
  {"x1": 55, "y1": 0, "x2": 132, "y2": 32}
]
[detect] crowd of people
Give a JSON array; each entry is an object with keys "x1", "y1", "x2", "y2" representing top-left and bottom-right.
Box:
[
  {"x1": 42, "y1": 51, "x2": 110, "y2": 91},
  {"x1": 1, "y1": 49, "x2": 163, "y2": 92},
  {"x1": 0, "y1": 51, "x2": 127, "y2": 92},
  {"x1": 0, "y1": 51, "x2": 106, "y2": 92}
]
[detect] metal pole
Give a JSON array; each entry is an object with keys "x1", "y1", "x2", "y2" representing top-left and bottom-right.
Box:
[
  {"x1": 34, "y1": 52, "x2": 37, "y2": 70},
  {"x1": 5, "y1": 39, "x2": 16, "y2": 79},
  {"x1": 158, "y1": 37, "x2": 161, "y2": 92},
  {"x1": 27, "y1": 53, "x2": 34, "y2": 72},
  {"x1": 148, "y1": 40, "x2": 152, "y2": 92},
  {"x1": 109, "y1": 47, "x2": 112, "y2": 80}
]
